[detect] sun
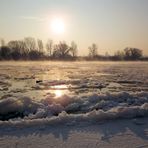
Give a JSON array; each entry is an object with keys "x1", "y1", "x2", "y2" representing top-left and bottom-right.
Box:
[{"x1": 50, "y1": 18, "x2": 65, "y2": 34}]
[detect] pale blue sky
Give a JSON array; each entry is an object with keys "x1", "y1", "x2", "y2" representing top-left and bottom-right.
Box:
[{"x1": 0, "y1": 0, "x2": 148, "y2": 55}]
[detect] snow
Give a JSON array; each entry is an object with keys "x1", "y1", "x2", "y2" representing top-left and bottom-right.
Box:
[
  {"x1": 0, "y1": 61, "x2": 148, "y2": 147},
  {"x1": 0, "y1": 92, "x2": 148, "y2": 127},
  {"x1": 0, "y1": 118, "x2": 148, "y2": 148}
]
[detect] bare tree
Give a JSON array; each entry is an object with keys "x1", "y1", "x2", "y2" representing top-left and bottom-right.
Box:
[
  {"x1": 0, "y1": 46, "x2": 11, "y2": 59},
  {"x1": 88, "y1": 43, "x2": 98, "y2": 58},
  {"x1": 53, "y1": 42, "x2": 71, "y2": 59},
  {"x1": 124, "y1": 47, "x2": 142, "y2": 60},
  {"x1": 70, "y1": 41, "x2": 77, "y2": 57},
  {"x1": 124, "y1": 47, "x2": 131, "y2": 59},
  {"x1": 8, "y1": 40, "x2": 20, "y2": 50},
  {"x1": 37, "y1": 39, "x2": 44, "y2": 53},
  {"x1": 8, "y1": 40, "x2": 23, "y2": 60},
  {"x1": 0, "y1": 39, "x2": 5, "y2": 47},
  {"x1": 24, "y1": 37, "x2": 37, "y2": 52},
  {"x1": 46, "y1": 39, "x2": 53, "y2": 57}
]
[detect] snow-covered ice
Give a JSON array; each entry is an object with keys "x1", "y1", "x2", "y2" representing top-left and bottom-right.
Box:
[{"x1": 0, "y1": 61, "x2": 148, "y2": 147}]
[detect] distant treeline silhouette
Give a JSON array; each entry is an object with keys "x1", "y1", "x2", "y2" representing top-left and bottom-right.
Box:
[{"x1": 0, "y1": 37, "x2": 147, "y2": 61}]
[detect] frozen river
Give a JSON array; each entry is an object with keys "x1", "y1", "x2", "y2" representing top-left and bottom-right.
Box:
[{"x1": 0, "y1": 61, "x2": 148, "y2": 122}]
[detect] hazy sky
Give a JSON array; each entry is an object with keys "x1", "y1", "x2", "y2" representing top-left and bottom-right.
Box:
[{"x1": 0, "y1": 0, "x2": 148, "y2": 55}]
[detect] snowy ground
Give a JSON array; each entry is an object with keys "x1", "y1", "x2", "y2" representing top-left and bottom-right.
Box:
[
  {"x1": 0, "y1": 118, "x2": 148, "y2": 148},
  {"x1": 0, "y1": 61, "x2": 148, "y2": 147}
]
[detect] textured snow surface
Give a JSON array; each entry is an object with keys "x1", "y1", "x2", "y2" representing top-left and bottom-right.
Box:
[
  {"x1": 0, "y1": 62, "x2": 148, "y2": 147},
  {"x1": 0, "y1": 90, "x2": 148, "y2": 127},
  {"x1": 0, "y1": 62, "x2": 148, "y2": 125},
  {"x1": 0, "y1": 118, "x2": 148, "y2": 148}
]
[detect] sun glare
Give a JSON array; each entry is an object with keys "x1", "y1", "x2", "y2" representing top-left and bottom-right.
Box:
[
  {"x1": 55, "y1": 90, "x2": 63, "y2": 98},
  {"x1": 50, "y1": 18, "x2": 65, "y2": 34},
  {"x1": 52, "y1": 85, "x2": 68, "y2": 98}
]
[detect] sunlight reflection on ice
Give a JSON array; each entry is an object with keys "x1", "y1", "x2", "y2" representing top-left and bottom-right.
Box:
[
  {"x1": 49, "y1": 85, "x2": 69, "y2": 98},
  {"x1": 54, "y1": 90, "x2": 63, "y2": 98}
]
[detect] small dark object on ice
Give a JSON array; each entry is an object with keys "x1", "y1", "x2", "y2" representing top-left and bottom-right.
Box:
[{"x1": 36, "y1": 80, "x2": 42, "y2": 83}]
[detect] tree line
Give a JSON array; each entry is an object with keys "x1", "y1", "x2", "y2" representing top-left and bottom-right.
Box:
[
  {"x1": 0, "y1": 38, "x2": 77, "y2": 60},
  {"x1": 0, "y1": 37, "x2": 147, "y2": 61}
]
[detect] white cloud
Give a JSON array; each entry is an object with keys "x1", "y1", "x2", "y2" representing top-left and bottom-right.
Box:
[{"x1": 20, "y1": 16, "x2": 48, "y2": 22}]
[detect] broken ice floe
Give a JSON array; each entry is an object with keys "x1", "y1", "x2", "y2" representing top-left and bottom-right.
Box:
[{"x1": 0, "y1": 92, "x2": 148, "y2": 126}]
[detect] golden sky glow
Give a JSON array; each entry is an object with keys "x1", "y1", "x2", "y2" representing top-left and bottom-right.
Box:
[{"x1": 0, "y1": 0, "x2": 148, "y2": 55}]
